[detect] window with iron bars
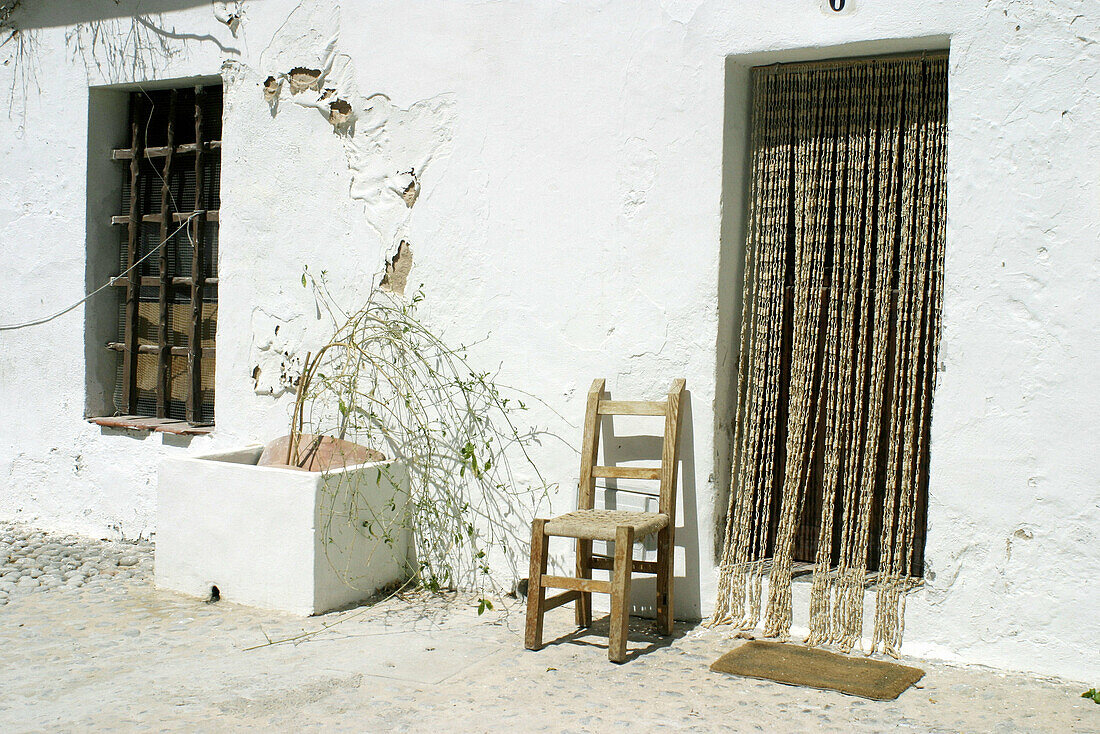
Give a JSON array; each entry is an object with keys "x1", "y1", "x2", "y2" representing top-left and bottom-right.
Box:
[{"x1": 99, "y1": 85, "x2": 221, "y2": 430}]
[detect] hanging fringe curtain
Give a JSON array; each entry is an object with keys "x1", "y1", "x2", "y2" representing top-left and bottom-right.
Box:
[{"x1": 712, "y1": 54, "x2": 948, "y2": 658}]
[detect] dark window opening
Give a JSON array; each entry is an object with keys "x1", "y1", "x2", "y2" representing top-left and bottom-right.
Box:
[{"x1": 104, "y1": 85, "x2": 222, "y2": 427}]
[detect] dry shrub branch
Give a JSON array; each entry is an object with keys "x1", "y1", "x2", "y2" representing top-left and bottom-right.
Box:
[{"x1": 290, "y1": 269, "x2": 552, "y2": 612}]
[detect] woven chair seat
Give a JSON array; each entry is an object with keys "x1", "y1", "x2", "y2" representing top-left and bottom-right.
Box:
[{"x1": 543, "y1": 509, "x2": 669, "y2": 542}]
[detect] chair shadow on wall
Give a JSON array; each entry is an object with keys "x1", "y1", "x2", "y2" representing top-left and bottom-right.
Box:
[{"x1": 549, "y1": 388, "x2": 702, "y2": 660}]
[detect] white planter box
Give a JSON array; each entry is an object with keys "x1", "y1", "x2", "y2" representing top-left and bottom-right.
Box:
[{"x1": 156, "y1": 446, "x2": 411, "y2": 615}]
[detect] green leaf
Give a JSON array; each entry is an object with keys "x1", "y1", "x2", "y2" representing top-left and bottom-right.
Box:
[
  {"x1": 301, "y1": 272, "x2": 307, "y2": 288},
  {"x1": 1083, "y1": 689, "x2": 1100, "y2": 704}
]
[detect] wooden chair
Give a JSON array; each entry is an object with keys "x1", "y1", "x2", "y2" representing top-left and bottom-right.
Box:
[{"x1": 525, "y1": 378, "x2": 686, "y2": 663}]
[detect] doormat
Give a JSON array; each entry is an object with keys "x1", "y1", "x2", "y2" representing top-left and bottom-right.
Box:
[{"x1": 710, "y1": 640, "x2": 924, "y2": 700}]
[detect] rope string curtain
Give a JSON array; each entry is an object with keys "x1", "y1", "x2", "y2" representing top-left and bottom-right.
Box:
[{"x1": 712, "y1": 54, "x2": 948, "y2": 658}]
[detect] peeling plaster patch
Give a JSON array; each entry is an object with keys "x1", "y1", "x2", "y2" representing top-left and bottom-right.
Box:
[
  {"x1": 288, "y1": 66, "x2": 322, "y2": 94},
  {"x1": 259, "y1": 2, "x2": 350, "y2": 117},
  {"x1": 328, "y1": 98, "x2": 352, "y2": 128},
  {"x1": 282, "y1": 53, "x2": 360, "y2": 132},
  {"x1": 1005, "y1": 525, "x2": 1036, "y2": 562},
  {"x1": 249, "y1": 310, "x2": 306, "y2": 397},
  {"x1": 344, "y1": 94, "x2": 455, "y2": 239},
  {"x1": 263, "y1": 75, "x2": 282, "y2": 104},
  {"x1": 257, "y1": 2, "x2": 455, "y2": 242},
  {"x1": 380, "y1": 241, "x2": 413, "y2": 296},
  {"x1": 400, "y1": 169, "x2": 421, "y2": 208},
  {"x1": 212, "y1": 1, "x2": 243, "y2": 36}
]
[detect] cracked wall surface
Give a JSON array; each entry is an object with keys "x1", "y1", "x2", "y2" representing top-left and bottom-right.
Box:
[
  {"x1": 0, "y1": 0, "x2": 1097, "y2": 682},
  {"x1": 255, "y1": 1, "x2": 455, "y2": 244},
  {"x1": 248, "y1": 309, "x2": 306, "y2": 397},
  {"x1": 222, "y1": 1, "x2": 454, "y2": 416}
]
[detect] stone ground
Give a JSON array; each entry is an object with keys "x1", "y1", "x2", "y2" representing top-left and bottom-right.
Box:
[{"x1": 0, "y1": 521, "x2": 1097, "y2": 733}]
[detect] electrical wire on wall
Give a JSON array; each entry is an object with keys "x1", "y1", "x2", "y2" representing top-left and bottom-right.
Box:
[{"x1": 0, "y1": 214, "x2": 200, "y2": 331}]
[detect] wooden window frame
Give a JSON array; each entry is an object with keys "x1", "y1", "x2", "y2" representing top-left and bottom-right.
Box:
[{"x1": 89, "y1": 84, "x2": 221, "y2": 436}]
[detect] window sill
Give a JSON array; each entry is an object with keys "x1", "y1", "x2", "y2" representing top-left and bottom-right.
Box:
[{"x1": 88, "y1": 416, "x2": 214, "y2": 436}]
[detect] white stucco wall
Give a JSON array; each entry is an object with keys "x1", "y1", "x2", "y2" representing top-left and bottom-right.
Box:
[{"x1": 1, "y1": 0, "x2": 1096, "y2": 682}]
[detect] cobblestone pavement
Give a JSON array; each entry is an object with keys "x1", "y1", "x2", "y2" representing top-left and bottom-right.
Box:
[
  {"x1": 0, "y1": 523, "x2": 152, "y2": 605},
  {"x1": 0, "y1": 521, "x2": 1096, "y2": 733}
]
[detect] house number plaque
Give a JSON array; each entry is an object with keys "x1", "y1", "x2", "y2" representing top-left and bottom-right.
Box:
[{"x1": 821, "y1": 0, "x2": 853, "y2": 13}]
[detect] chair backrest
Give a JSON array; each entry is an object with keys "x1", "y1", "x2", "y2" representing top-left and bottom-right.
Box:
[{"x1": 577, "y1": 378, "x2": 686, "y2": 517}]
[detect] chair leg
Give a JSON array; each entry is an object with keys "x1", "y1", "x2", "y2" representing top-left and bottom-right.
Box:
[
  {"x1": 609, "y1": 525, "x2": 634, "y2": 663},
  {"x1": 525, "y1": 519, "x2": 549, "y2": 651},
  {"x1": 575, "y1": 538, "x2": 592, "y2": 628},
  {"x1": 656, "y1": 527, "x2": 674, "y2": 635}
]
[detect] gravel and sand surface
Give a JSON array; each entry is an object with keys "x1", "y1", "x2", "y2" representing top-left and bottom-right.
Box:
[{"x1": 0, "y1": 520, "x2": 1096, "y2": 732}]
